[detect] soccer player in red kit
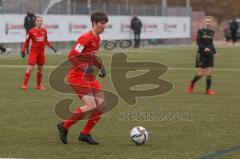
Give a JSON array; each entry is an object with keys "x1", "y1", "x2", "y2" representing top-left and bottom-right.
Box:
[
  {"x1": 57, "y1": 12, "x2": 108, "y2": 145},
  {"x1": 21, "y1": 16, "x2": 57, "y2": 90}
]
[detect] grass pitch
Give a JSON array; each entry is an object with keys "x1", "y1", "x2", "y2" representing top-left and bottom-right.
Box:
[{"x1": 0, "y1": 46, "x2": 240, "y2": 159}]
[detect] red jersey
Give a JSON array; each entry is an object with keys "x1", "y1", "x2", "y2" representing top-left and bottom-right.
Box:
[
  {"x1": 22, "y1": 27, "x2": 52, "y2": 53},
  {"x1": 68, "y1": 31, "x2": 102, "y2": 73}
]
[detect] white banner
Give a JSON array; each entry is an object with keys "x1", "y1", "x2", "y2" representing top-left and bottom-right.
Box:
[{"x1": 0, "y1": 15, "x2": 191, "y2": 43}]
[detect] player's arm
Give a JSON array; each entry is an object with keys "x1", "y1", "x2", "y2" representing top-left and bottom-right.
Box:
[
  {"x1": 211, "y1": 40, "x2": 219, "y2": 56},
  {"x1": 212, "y1": 42, "x2": 217, "y2": 54},
  {"x1": 76, "y1": 49, "x2": 106, "y2": 77},
  {"x1": 22, "y1": 32, "x2": 31, "y2": 52},
  {"x1": 70, "y1": 38, "x2": 106, "y2": 77},
  {"x1": 92, "y1": 55, "x2": 106, "y2": 77},
  {"x1": 92, "y1": 55, "x2": 103, "y2": 69},
  {"x1": 139, "y1": 20, "x2": 143, "y2": 29},
  {"x1": 69, "y1": 38, "x2": 89, "y2": 67},
  {"x1": 24, "y1": 16, "x2": 28, "y2": 30},
  {"x1": 130, "y1": 19, "x2": 134, "y2": 30},
  {"x1": 46, "y1": 40, "x2": 57, "y2": 53},
  {"x1": 21, "y1": 31, "x2": 31, "y2": 57},
  {"x1": 44, "y1": 30, "x2": 57, "y2": 53},
  {"x1": 211, "y1": 31, "x2": 217, "y2": 54},
  {"x1": 78, "y1": 54, "x2": 104, "y2": 75},
  {"x1": 196, "y1": 29, "x2": 208, "y2": 51}
]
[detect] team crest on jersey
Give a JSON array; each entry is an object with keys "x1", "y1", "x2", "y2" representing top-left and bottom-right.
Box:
[{"x1": 75, "y1": 43, "x2": 84, "y2": 53}]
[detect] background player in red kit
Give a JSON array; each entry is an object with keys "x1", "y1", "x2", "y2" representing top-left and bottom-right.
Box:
[
  {"x1": 57, "y1": 12, "x2": 108, "y2": 145},
  {"x1": 21, "y1": 16, "x2": 57, "y2": 90}
]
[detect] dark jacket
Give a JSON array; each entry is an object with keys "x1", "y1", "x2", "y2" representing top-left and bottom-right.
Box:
[
  {"x1": 131, "y1": 17, "x2": 142, "y2": 34},
  {"x1": 230, "y1": 20, "x2": 239, "y2": 33},
  {"x1": 24, "y1": 12, "x2": 36, "y2": 33}
]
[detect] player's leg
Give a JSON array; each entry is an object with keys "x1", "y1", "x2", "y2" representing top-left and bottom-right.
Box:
[
  {"x1": 134, "y1": 33, "x2": 137, "y2": 48},
  {"x1": 188, "y1": 67, "x2": 205, "y2": 93},
  {"x1": 22, "y1": 52, "x2": 38, "y2": 90},
  {"x1": 205, "y1": 55, "x2": 215, "y2": 95},
  {"x1": 205, "y1": 67, "x2": 215, "y2": 95},
  {"x1": 188, "y1": 54, "x2": 206, "y2": 93},
  {"x1": 137, "y1": 33, "x2": 141, "y2": 48},
  {"x1": 63, "y1": 94, "x2": 97, "y2": 128},
  {"x1": 35, "y1": 65, "x2": 45, "y2": 90},
  {"x1": 194, "y1": 67, "x2": 205, "y2": 83},
  {"x1": 22, "y1": 65, "x2": 34, "y2": 90},
  {"x1": 36, "y1": 53, "x2": 46, "y2": 90},
  {"x1": 231, "y1": 31, "x2": 236, "y2": 44},
  {"x1": 233, "y1": 31, "x2": 236, "y2": 44},
  {"x1": 26, "y1": 31, "x2": 30, "y2": 55},
  {"x1": 81, "y1": 91, "x2": 105, "y2": 135},
  {"x1": 57, "y1": 94, "x2": 97, "y2": 144},
  {"x1": 234, "y1": 31, "x2": 237, "y2": 44},
  {"x1": 79, "y1": 91, "x2": 106, "y2": 145},
  {"x1": 0, "y1": 44, "x2": 7, "y2": 54}
]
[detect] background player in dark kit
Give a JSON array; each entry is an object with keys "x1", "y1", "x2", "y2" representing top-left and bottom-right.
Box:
[{"x1": 188, "y1": 16, "x2": 218, "y2": 95}]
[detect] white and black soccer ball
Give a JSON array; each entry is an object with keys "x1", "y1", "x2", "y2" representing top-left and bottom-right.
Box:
[{"x1": 130, "y1": 126, "x2": 148, "y2": 145}]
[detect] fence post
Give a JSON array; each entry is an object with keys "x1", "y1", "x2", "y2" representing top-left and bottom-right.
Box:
[
  {"x1": 73, "y1": 1, "x2": 76, "y2": 14},
  {"x1": 161, "y1": 0, "x2": 167, "y2": 16},
  {"x1": 38, "y1": 0, "x2": 41, "y2": 14},
  {"x1": 103, "y1": 3, "x2": 106, "y2": 13},
  {"x1": 186, "y1": 0, "x2": 192, "y2": 16},
  {"x1": 186, "y1": 0, "x2": 190, "y2": 9},
  {"x1": 67, "y1": 0, "x2": 71, "y2": 15},
  {"x1": 117, "y1": 4, "x2": 120, "y2": 15},
  {"x1": 154, "y1": 5, "x2": 157, "y2": 16},
  {"x1": 21, "y1": 1, "x2": 24, "y2": 14},
  {"x1": 143, "y1": 5, "x2": 146, "y2": 16},
  {"x1": 87, "y1": 0, "x2": 91, "y2": 15},
  {"x1": 130, "y1": 4, "x2": 133, "y2": 15},
  {"x1": 0, "y1": 0, "x2": 2, "y2": 14}
]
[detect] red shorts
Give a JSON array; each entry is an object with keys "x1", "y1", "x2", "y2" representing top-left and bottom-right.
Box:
[
  {"x1": 67, "y1": 70, "x2": 102, "y2": 98},
  {"x1": 28, "y1": 49, "x2": 45, "y2": 65}
]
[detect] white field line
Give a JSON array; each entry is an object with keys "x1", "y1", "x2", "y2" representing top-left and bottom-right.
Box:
[{"x1": 0, "y1": 65, "x2": 240, "y2": 72}]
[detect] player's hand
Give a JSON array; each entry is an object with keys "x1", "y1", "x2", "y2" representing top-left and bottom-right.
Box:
[
  {"x1": 51, "y1": 47, "x2": 57, "y2": 53},
  {"x1": 21, "y1": 51, "x2": 26, "y2": 58},
  {"x1": 214, "y1": 53, "x2": 219, "y2": 57},
  {"x1": 98, "y1": 67, "x2": 106, "y2": 78},
  {"x1": 84, "y1": 66, "x2": 94, "y2": 74},
  {"x1": 204, "y1": 48, "x2": 211, "y2": 52}
]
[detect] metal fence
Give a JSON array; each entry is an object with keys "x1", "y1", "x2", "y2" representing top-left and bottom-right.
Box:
[{"x1": 0, "y1": 0, "x2": 191, "y2": 16}]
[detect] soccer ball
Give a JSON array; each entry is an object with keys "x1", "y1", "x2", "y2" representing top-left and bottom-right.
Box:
[{"x1": 130, "y1": 126, "x2": 148, "y2": 145}]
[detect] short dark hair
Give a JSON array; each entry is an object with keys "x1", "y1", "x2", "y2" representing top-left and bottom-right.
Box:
[
  {"x1": 91, "y1": 11, "x2": 108, "y2": 23},
  {"x1": 205, "y1": 16, "x2": 213, "y2": 20},
  {"x1": 36, "y1": 16, "x2": 42, "y2": 19}
]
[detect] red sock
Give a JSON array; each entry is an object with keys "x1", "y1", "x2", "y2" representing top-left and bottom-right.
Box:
[
  {"x1": 81, "y1": 109, "x2": 103, "y2": 135},
  {"x1": 37, "y1": 72, "x2": 42, "y2": 86},
  {"x1": 63, "y1": 107, "x2": 85, "y2": 129},
  {"x1": 23, "y1": 72, "x2": 31, "y2": 86}
]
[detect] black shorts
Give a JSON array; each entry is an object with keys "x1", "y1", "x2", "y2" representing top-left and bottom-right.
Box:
[{"x1": 195, "y1": 53, "x2": 214, "y2": 68}]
